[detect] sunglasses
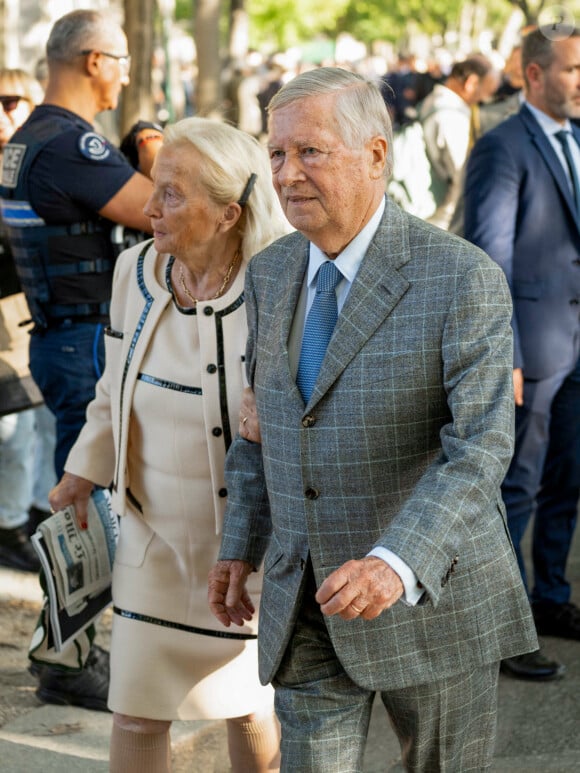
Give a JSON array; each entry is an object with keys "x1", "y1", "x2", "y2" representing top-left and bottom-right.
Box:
[{"x1": 0, "y1": 95, "x2": 24, "y2": 113}]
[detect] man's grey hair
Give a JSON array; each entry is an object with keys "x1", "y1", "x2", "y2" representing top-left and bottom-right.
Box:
[
  {"x1": 268, "y1": 66, "x2": 394, "y2": 179},
  {"x1": 46, "y1": 9, "x2": 112, "y2": 63}
]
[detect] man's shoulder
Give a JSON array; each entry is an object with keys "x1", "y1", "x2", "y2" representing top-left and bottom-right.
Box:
[
  {"x1": 478, "y1": 107, "x2": 528, "y2": 147},
  {"x1": 404, "y1": 210, "x2": 501, "y2": 271},
  {"x1": 12, "y1": 104, "x2": 90, "y2": 142},
  {"x1": 254, "y1": 230, "x2": 303, "y2": 260}
]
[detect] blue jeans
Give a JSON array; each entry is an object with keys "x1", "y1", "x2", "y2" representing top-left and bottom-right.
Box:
[
  {"x1": 0, "y1": 405, "x2": 56, "y2": 528},
  {"x1": 29, "y1": 321, "x2": 105, "y2": 480}
]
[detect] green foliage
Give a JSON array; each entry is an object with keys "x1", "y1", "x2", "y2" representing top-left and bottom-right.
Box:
[
  {"x1": 247, "y1": 0, "x2": 517, "y2": 50},
  {"x1": 248, "y1": 0, "x2": 350, "y2": 49}
]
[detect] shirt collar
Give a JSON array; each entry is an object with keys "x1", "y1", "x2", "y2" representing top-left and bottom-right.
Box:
[
  {"x1": 524, "y1": 100, "x2": 574, "y2": 136},
  {"x1": 306, "y1": 196, "x2": 386, "y2": 287}
]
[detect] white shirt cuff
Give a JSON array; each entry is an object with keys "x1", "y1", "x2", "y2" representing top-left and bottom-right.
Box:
[{"x1": 368, "y1": 547, "x2": 425, "y2": 606}]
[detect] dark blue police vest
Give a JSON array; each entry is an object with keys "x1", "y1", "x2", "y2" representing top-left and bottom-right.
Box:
[{"x1": 0, "y1": 111, "x2": 115, "y2": 327}]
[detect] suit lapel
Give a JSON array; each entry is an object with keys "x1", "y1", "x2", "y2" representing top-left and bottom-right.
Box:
[
  {"x1": 306, "y1": 201, "x2": 411, "y2": 406},
  {"x1": 520, "y1": 105, "x2": 580, "y2": 231}
]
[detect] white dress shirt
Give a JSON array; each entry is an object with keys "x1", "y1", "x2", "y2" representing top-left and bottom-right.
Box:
[{"x1": 525, "y1": 100, "x2": 580, "y2": 193}]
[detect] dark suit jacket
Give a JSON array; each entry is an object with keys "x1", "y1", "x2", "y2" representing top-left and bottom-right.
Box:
[
  {"x1": 219, "y1": 199, "x2": 537, "y2": 691},
  {"x1": 464, "y1": 104, "x2": 580, "y2": 379}
]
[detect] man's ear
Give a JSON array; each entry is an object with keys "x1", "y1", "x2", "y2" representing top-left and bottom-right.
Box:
[
  {"x1": 463, "y1": 73, "x2": 480, "y2": 98},
  {"x1": 82, "y1": 50, "x2": 101, "y2": 77},
  {"x1": 369, "y1": 135, "x2": 388, "y2": 180},
  {"x1": 525, "y1": 62, "x2": 543, "y2": 91}
]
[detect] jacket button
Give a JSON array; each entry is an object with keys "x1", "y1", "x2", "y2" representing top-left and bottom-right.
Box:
[
  {"x1": 203, "y1": 306, "x2": 214, "y2": 315},
  {"x1": 218, "y1": 488, "x2": 227, "y2": 497},
  {"x1": 305, "y1": 487, "x2": 319, "y2": 500},
  {"x1": 207, "y1": 363, "x2": 217, "y2": 373},
  {"x1": 302, "y1": 415, "x2": 316, "y2": 428},
  {"x1": 212, "y1": 427, "x2": 222, "y2": 437}
]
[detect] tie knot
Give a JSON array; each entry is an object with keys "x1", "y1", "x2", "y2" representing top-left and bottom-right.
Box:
[
  {"x1": 316, "y1": 261, "x2": 342, "y2": 293},
  {"x1": 555, "y1": 129, "x2": 571, "y2": 147}
]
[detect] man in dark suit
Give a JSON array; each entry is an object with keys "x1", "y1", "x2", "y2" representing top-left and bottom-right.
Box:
[
  {"x1": 464, "y1": 27, "x2": 580, "y2": 681},
  {"x1": 209, "y1": 66, "x2": 537, "y2": 771}
]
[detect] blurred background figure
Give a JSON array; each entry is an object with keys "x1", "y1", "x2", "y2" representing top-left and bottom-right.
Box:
[
  {"x1": 0, "y1": 67, "x2": 55, "y2": 574},
  {"x1": 419, "y1": 53, "x2": 499, "y2": 229}
]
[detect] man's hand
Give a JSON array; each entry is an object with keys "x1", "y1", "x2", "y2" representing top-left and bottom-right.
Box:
[
  {"x1": 48, "y1": 472, "x2": 95, "y2": 530},
  {"x1": 315, "y1": 556, "x2": 404, "y2": 620},
  {"x1": 239, "y1": 386, "x2": 261, "y2": 443},
  {"x1": 208, "y1": 559, "x2": 256, "y2": 627},
  {"x1": 513, "y1": 367, "x2": 524, "y2": 406}
]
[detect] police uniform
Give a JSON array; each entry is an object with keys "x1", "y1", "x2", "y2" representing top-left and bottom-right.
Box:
[{"x1": 0, "y1": 104, "x2": 137, "y2": 670}]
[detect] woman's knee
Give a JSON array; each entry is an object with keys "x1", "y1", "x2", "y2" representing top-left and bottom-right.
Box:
[{"x1": 113, "y1": 711, "x2": 171, "y2": 734}]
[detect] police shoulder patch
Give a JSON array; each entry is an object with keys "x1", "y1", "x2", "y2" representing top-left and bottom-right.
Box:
[{"x1": 78, "y1": 132, "x2": 112, "y2": 161}]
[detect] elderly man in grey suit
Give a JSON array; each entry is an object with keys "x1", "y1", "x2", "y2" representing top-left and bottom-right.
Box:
[{"x1": 209, "y1": 67, "x2": 537, "y2": 772}]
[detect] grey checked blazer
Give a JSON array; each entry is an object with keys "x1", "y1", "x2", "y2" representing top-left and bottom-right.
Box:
[{"x1": 219, "y1": 198, "x2": 538, "y2": 690}]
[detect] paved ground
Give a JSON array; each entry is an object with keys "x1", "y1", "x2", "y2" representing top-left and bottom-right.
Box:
[{"x1": 1, "y1": 526, "x2": 579, "y2": 771}]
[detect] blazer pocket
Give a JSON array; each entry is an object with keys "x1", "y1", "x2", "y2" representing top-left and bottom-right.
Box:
[
  {"x1": 263, "y1": 535, "x2": 284, "y2": 574},
  {"x1": 114, "y1": 507, "x2": 154, "y2": 568}
]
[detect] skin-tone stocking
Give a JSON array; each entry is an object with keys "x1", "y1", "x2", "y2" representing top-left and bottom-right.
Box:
[
  {"x1": 226, "y1": 711, "x2": 281, "y2": 772},
  {"x1": 109, "y1": 715, "x2": 171, "y2": 773}
]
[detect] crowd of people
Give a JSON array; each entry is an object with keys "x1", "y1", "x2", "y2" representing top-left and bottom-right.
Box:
[{"x1": 0, "y1": 7, "x2": 579, "y2": 773}]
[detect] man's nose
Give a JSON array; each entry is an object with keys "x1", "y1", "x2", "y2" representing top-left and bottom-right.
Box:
[{"x1": 276, "y1": 154, "x2": 305, "y2": 186}]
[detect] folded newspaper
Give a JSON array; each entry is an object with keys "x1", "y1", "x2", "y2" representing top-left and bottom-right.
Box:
[{"x1": 31, "y1": 488, "x2": 119, "y2": 652}]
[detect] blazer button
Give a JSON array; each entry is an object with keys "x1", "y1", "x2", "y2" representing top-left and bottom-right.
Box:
[
  {"x1": 203, "y1": 306, "x2": 214, "y2": 316},
  {"x1": 304, "y1": 487, "x2": 319, "y2": 500},
  {"x1": 218, "y1": 488, "x2": 227, "y2": 497},
  {"x1": 207, "y1": 363, "x2": 217, "y2": 373},
  {"x1": 212, "y1": 427, "x2": 223, "y2": 437},
  {"x1": 302, "y1": 415, "x2": 316, "y2": 428}
]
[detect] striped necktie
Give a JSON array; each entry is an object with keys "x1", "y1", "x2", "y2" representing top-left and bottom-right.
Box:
[{"x1": 296, "y1": 261, "x2": 342, "y2": 402}]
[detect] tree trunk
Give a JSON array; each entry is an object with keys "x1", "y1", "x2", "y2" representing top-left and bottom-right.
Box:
[
  {"x1": 121, "y1": 0, "x2": 157, "y2": 137},
  {"x1": 229, "y1": 0, "x2": 249, "y2": 62},
  {"x1": 194, "y1": 0, "x2": 223, "y2": 117}
]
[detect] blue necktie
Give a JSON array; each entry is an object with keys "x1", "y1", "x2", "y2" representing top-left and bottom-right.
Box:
[
  {"x1": 296, "y1": 261, "x2": 342, "y2": 402},
  {"x1": 555, "y1": 130, "x2": 580, "y2": 220}
]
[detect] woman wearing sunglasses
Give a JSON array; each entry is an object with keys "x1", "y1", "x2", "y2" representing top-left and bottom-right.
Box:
[{"x1": 0, "y1": 69, "x2": 43, "y2": 152}]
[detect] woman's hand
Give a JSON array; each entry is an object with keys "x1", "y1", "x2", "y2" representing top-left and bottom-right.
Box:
[
  {"x1": 239, "y1": 387, "x2": 261, "y2": 443},
  {"x1": 48, "y1": 473, "x2": 95, "y2": 530}
]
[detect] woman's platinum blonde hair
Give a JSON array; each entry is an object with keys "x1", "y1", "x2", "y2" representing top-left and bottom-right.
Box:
[
  {"x1": 0, "y1": 68, "x2": 44, "y2": 104},
  {"x1": 162, "y1": 117, "x2": 289, "y2": 261},
  {"x1": 268, "y1": 66, "x2": 394, "y2": 179}
]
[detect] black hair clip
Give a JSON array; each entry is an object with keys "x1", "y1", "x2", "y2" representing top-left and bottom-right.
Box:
[{"x1": 238, "y1": 173, "x2": 257, "y2": 206}]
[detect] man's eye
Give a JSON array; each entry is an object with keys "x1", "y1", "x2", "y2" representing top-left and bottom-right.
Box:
[
  {"x1": 270, "y1": 150, "x2": 284, "y2": 160},
  {"x1": 303, "y1": 148, "x2": 318, "y2": 156}
]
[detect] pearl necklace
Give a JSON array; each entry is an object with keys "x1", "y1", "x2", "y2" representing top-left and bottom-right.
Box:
[{"x1": 178, "y1": 247, "x2": 241, "y2": 306}]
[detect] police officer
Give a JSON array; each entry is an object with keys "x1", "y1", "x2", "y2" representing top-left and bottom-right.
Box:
[{"x1": 0, "y1": 9, "x2": 154, "y2": 711}]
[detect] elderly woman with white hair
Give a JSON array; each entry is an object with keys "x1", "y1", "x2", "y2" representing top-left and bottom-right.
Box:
[{"x1": 49, "y1": 117, "x2": 289, "y2": 773}]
